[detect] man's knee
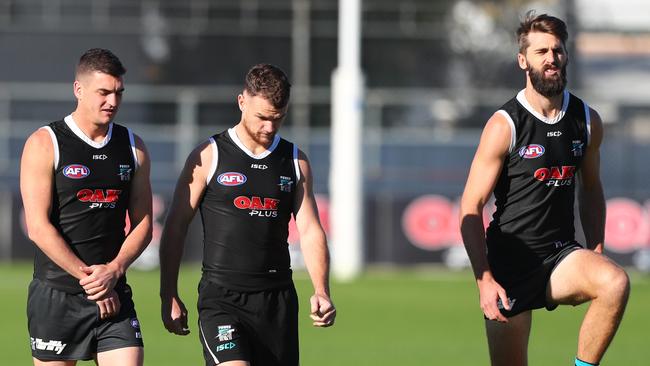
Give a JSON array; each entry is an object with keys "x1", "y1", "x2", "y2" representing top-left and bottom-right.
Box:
[{"x1": 594, "y1": 265, "x2": 630, "y2": 305}]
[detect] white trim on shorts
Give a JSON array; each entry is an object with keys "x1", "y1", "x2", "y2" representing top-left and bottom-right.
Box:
[{"x1": 199, "y1": 320, "x2": 220, "y2": 364}]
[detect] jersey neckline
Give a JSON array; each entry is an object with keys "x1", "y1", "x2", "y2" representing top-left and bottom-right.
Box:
[
  {"x1": 515, "y1": 89, "x2": 570, "y2": 125},
  {"x1": 64, "y1": 115, "x2": 113, "y2": 149},
  {"x1": 227, "y1": 128, "x2": 280, "y2": 160}
]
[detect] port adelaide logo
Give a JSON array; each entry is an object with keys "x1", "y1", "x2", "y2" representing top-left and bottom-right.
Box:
[
  {"x1": 218, "y1": 172, "x2": 247, "y2": 186},
  {"x1": 63, "y1": 164, "x2": 90, "y2": 179}
]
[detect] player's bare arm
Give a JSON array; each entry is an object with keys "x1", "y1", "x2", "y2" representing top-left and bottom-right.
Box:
[
  {"x1": 460, "y1": 112, "x2": 512, "y2": 322},
  {"x1": 21, "y1": 128, "x2": 89, "y2": 280},
  {"x1": 160, "y1": 141, "x2": 212, "y2": 335},
  {"x1": 293, "y1": 149, "x2": 335, "y2": 327},
  {"x1": 80, "y1": 134, "x2": 153, "y2": 300},
  {"x1": 577, "y1": 109, "x2": 605, "y2": 253}
]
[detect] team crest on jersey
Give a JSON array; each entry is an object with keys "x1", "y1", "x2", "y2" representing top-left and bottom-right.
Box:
[
  {"x1": 279, "y1": 176, "x2": 293, "y2": 192},
  {"x1": 572, "y1": 140, "x2": 584, "y2": 157},
  {"x1": 118, "y1": 164, "x2": 132, "y2": 181},
  {"x1": 218, "y1": 172, "x2": 247, "y2": 186},
  {"x1": 216, "y1": 325, "x2": 235, "y2": 341},
  {"x1": 518, "y1": 144, "x2": 545, "y2": 159},
  {"x1": 63, "y1": 164, "x2": 90, "y2": 179}
]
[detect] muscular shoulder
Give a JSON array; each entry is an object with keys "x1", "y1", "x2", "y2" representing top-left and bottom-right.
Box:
[
  {"x1": 23, "y1": 128, "x2": 55, "y2": 158},
  {"x1": 181, "y1": 139, "x2": 215, "y2": 180},
  {"x1": 478, "y1": 112, "x2": 513, "y2": 158},
  {"x1": 587, "y1": 107, "x2": 604, "y2": 149}
]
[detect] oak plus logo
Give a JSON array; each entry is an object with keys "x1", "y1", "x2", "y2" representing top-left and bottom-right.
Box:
[
  {"x1": 534, "y1": 165, "x2": 576, "y2": 187},
  {"x1": 77, "y1": 189, "x2": 122, "y2": 209},
  {"x1": 233, "y1": 196, "x2": 279, "y2": 217}
]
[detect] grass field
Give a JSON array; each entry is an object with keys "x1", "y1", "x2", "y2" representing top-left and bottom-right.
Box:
[{"x1": 1, "y1": 263, "x2": 648, "y2": 365}]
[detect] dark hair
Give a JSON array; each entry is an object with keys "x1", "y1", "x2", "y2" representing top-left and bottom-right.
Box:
[
  {"x1": 244, "y1": 64, "x2": 291, "y2": 109},
  {"x1": 517, "y1": 11, "x2": 568, "y2": 53},
  {"x1": 76, "y1": 48, "x2": 126, "y2": 78}
]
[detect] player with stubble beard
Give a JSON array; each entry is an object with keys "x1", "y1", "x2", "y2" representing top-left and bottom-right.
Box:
[{"x1": 159, "y1": 64, "x2": 335, "y2": 366}]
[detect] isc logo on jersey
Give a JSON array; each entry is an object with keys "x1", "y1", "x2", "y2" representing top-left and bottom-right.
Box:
[
  {"x1": 63, "y1": 164, "x2": 90, "y2": 179},
  {"x1": 234, "y1": 196, "x2": 279, "y2": 217},
  {"x1": 218, "y1": 172, "x2": 247, "y2": 186},
  {"x1": 518, "y1": 144, "x2": 545, "y2": 159}
]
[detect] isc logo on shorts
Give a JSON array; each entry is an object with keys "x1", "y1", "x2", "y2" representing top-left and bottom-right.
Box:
[
  {"x1": 63, "y1": 164, "x2": 90, "y2": 179},
  {"x1": 216, "y1": 342, "x2": 236, "y2": 352},
  {"x1": 217, "y1": 172, "x2": 247, "y2": 186}
]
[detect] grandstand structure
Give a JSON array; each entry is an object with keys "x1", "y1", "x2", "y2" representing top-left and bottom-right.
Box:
[{"x1": 1, "y1": 0, "x2": 649, "y2": 271}]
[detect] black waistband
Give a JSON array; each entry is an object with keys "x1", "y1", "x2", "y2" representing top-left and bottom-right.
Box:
[{"x1": 201, "y1": 268, "x2": 293, "y2": 292}]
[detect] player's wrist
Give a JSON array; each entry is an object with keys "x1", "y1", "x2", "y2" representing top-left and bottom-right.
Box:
[{"x1": 106, "y1": 260, "x2": 126, "y2": 279}]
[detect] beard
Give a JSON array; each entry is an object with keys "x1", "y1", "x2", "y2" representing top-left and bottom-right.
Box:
[{"x1": 528, "y1": 62, "x2": 567, "y2": 98}]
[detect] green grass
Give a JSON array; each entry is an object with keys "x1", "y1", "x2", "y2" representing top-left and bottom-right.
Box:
[{"x1": 1, "y1": 263, "x2": 649, "y2": 365}]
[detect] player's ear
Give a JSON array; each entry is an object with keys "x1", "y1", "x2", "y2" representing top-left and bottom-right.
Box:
[
  {"x1": 73, "y1": 80, "x2": 83, "y2": 100},
  {"x1": 517, "y1": 53, "x2": 528, "y2": 71},
  {"x1": 237, "y1": 93, "x2": 245, "y2": 112}
]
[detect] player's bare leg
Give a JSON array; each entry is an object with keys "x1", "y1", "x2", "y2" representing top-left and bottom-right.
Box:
[
  {"x1": 33, "y1": 359, "x2": 76, "y2": 366},
  {"x1": 95, "y1": 346, "x2": 143, "y2": 366},
  {"x1": 547, "y1": 249, "x2": 630, "y2": 364},
  {"x1": 218, "y1": 361, "x2": 250, "y2": 366},
  {"x1": 485, "y1": 310, "x2": 531, "y2": 366}
]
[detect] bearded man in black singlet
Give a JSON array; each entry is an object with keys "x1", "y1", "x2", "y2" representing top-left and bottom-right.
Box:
[
  {"x1": 460, "y1": 11, "x2": 629, "y2": 366},
  {"x1": 21, "y1": 48, "x2": 152, "y2": 366},
  {"x1": 159, "y1": 64, "x2": 335, "y2": 366}
]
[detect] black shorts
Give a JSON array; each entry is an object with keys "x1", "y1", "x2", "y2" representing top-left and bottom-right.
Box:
[
  {"x1": 27, "y1": 278, "x2": 143, "y2": 361},
  {"x1": 197, "y1": 279, "x2": 299, "y2": 366},
  {"x1": 487, "y1": 241, "x2": 582, "y2": 318}
]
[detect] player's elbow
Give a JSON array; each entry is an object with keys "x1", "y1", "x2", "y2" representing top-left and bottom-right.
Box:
[
  {"x1": 26, "y1": 221, "x2": 48, "y2": 245},
  {"x1": 459, "y1": 197, "x2": 483, "y2": 225}
]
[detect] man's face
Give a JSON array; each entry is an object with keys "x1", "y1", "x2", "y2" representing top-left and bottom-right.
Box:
[
  {"x1": 238, "y1": 91, "x2": 288, "y2": 146},
  {"x1": 74, "y1": 71, "x2": 124, "y2": 125},
  {"x1": 519, "y1": 31, "x2": 568, "y2": 98}
]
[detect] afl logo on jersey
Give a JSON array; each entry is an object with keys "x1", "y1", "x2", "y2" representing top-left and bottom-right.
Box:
[
  {"x1": 63, "y1": 164, "x2": 91, "y2": 179},
  {"x1": 518, "y1": 144, "x2": 545, "y2": 159},
  {"x1": 217, "y1": 172, "x2": 247, "y2": 186}
]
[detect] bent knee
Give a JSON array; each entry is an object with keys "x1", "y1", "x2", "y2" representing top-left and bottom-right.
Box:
[{"x1": 596, "y1": 266, "x2": 630, "y2": 302}]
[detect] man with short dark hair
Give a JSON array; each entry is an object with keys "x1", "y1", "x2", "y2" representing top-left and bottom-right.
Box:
[
  {"x1": 160, "y1": 63, "x2": 335, "y2": 366},
  {"x1": 21, "y1": 48, "x2": 152, "y2": 366},
  {"x1": 460, "y1": 12, "x2": 629, "y2": 366}
]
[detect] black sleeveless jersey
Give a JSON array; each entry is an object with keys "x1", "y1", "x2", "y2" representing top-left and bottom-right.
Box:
[
  {"x1": 486, "y1": 90, "x2": 591, "y2": 256},
  {"x1": 199, "y1": 129, "x2": 299, "y2": 291},
  {"x1": 34, "y1": 116, "x2": 137, "y2": 293}
]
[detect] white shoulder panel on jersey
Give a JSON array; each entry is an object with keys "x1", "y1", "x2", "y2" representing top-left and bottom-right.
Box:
[
  {"x1": 293, "y1": 144, "x2": 301, "y2": 182},
  {"x1": 207, "y1": 137, "x2": 219, "y2": 185},
  {"x1": 496, "y1": 110, "x2": 517, "y2": 154},
  {"x1": 40, "y1": 126, "x2": 59, "y2": 170},
  {"x1": 584, "y1": 102, "x2": 592, "y2": 146},
  {"x1": 127, "y1": 127, "x2": 139, "y2": 170}
]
